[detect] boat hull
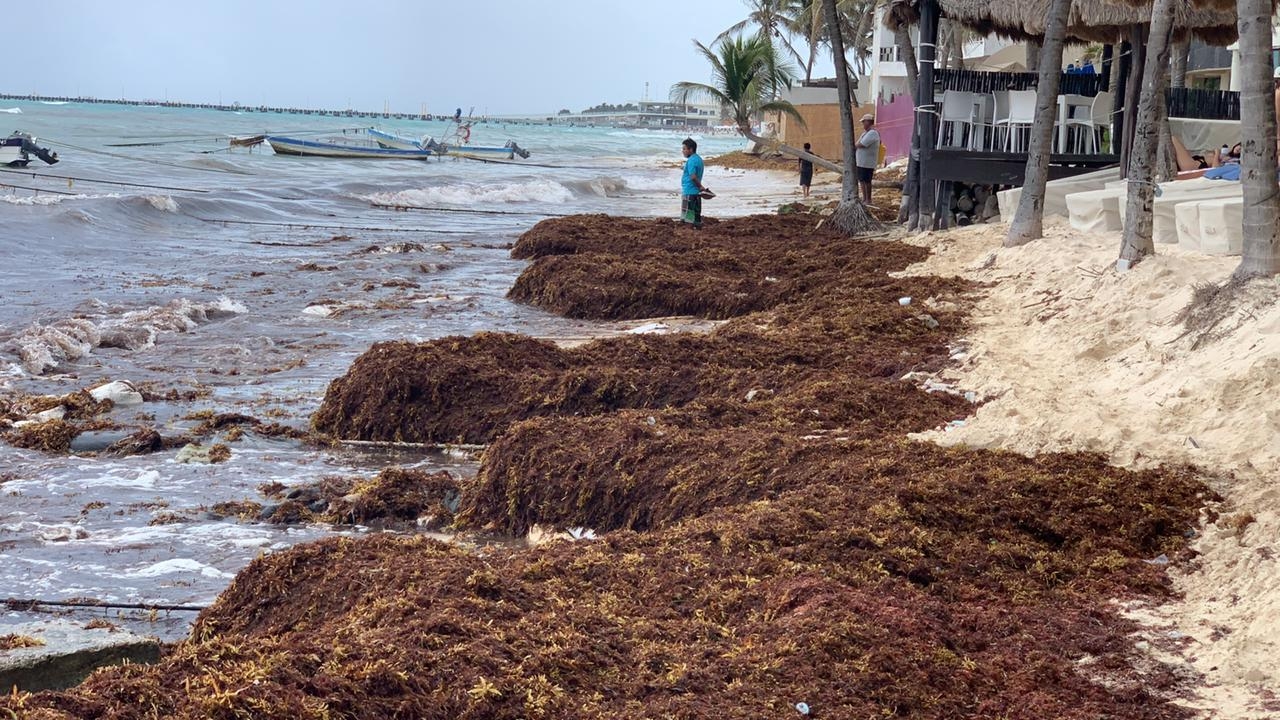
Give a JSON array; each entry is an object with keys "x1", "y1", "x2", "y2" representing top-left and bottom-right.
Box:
[
  {"x1": 367, "y1": 128, "x2": 423, "y2": 151},
  {"x1": 266, "y1": 136, "x2": 435, "y2": 159}
]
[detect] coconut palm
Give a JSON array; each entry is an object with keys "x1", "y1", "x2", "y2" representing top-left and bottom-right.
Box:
[
  {"x1": 1233, "y1": 0, "x2": 1280, "y2": 278},
  {"x1": 822, "y1": 0, "x2": 880, "y2": 233},
  {"x1": 717, "y1": 0, "x2": 807, "y2": 76},
  {"x1": 671, "y1": 35, "x2": 842, "y2": 172},
  {"x1": 1116, "y1": 0, "x2": 1176, "y2": 266},
  {"x1": 1004, "y1": 0, "x2": 1074, "y2": 246}
]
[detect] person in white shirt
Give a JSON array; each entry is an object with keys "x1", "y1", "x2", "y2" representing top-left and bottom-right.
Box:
[{"x1": 855, "y1": 114, "x2": 881, "y2": 205}]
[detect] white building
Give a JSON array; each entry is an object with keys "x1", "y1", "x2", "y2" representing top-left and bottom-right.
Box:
[{"x1": 865, "y1": 6, "x2": 1022, "y2": 103}]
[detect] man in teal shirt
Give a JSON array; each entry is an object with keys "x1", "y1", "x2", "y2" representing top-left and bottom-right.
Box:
[{"x1": 680, "y1": 138, "x2": 706, "y2": 229}]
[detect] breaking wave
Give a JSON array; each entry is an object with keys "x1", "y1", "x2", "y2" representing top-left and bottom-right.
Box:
[
  {"x1": 8, "y1": 296, "x2": 247, "y2": 375},
  {"x1": 362, "y1": 179, "x2": 575, "y2": 207}
]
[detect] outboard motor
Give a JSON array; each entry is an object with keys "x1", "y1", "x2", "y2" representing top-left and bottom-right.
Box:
[
  {"x1": 504, "y1": 140, "x2": 531, "y2": 159},
  {"x1": 5, "y1": 132, "x2": 59, "y2": 166}
]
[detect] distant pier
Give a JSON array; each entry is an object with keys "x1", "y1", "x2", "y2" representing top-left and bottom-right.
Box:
[{"x1": 0, "y1": 93, "x2": 446, "y2": 121}]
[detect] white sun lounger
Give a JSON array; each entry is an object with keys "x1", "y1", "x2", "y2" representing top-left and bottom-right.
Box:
[
  {"x1": 997, "y1": 167, "x2": 1121, "y2": 223},
  {"x1": 1066, "y1": 183, "x2": 1127, "y2": 232},
  {"x1": 1176, "y1": 196, "x2": 1244, "y2": 255},
  {"x1": 1111, "y1": 178, "x2": 1240, "y2": 241}
]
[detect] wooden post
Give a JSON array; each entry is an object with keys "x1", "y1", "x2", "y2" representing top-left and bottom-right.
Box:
[
  {"x1": 1100, "y1": 44, "x2": 1114, "y2": 91},
  {"x1": 917, "y1": 0, "x2": 940, "y2": 229},
  {"x1": 1112, "y1": 40, "x2": 1129, "y2": 162}
]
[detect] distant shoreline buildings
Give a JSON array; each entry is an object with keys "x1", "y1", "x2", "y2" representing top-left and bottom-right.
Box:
[{"x1": 0, "y1": 93, "x2": 725, "y2": 129}]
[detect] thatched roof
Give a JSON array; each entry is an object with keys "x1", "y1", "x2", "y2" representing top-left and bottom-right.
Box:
[{"x1": 885, "y1": 0, "x2": 1239, "y2": 46}]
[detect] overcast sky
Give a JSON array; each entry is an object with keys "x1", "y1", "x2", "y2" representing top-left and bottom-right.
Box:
[{"x1": 7, "y1": 1, "x2": 812, "y2": 116}]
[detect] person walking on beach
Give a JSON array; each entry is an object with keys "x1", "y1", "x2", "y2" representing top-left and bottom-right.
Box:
[
  {"x1": 680, "y1": 138, "x2": 707, "y2": 229},
  {"x1": 798, "y1": 142, "x2": 814, "y2": 198},
  {"x1": 855, "y1": 114, "x2": 881, "y2": 205}
]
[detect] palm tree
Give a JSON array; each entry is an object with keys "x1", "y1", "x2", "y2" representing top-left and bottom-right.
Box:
[
  {"x1": 1232, "y1": 0, "x2": 1280, "y2": 277},
  {"x1": 717, "y1": 0, "x2": 807, "y2": 77},
  {"x1": 1004, "y1": 0, "x2": 1074, "y2": 245},
  {"x1": 1117, "y1": 0, "x2": 1176, "y2": 267},
  {"x1": 822, "y1": 0, "x2": 880, "y2": 233},
  {"x1": 671, "y1": 35, "x2": 841, "y2": 173}
]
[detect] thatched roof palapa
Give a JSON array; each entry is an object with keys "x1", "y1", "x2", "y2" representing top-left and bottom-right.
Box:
[{"x1": 885, "y1": 0, "x2": 1239, "y2": 46}]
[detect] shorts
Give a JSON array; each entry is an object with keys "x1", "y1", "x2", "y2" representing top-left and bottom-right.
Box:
[
  {"x1": 681, "y1": 193, "x2": 702, "y2": 227},
  {"x1": 856, "y1": 166, "x2": 874, "y2": 183}
]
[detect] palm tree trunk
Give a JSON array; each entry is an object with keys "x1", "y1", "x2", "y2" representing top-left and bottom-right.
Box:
[
  {"x1": 1170, "y1": 36, "x2": 1190, "y2": 89},
  {"x1": 1025, "y1": 41, "x2": 1041, "y2": 73},
  {"x1": 1118, "y1": 0, "x2": 1175, "y2": 267},
  {"x1": 822, "y1": 0, "x2": 878, "y2": 233},
  {"x1": 739, "y1": 126, "x2": 844, "y2": 173},
  {"x1": 1004, "y1": 0, "x2": 1072, "y2": 246},
  {"x1": 1234, "y1": 0, "x2": 1280, "y2": 278}
]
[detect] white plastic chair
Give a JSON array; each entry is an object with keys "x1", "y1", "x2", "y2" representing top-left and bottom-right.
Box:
[
  {"x1": 990, "y1": 92, "x2": 1011, "y2": 151},
  {"x1": 970, "y1": 94, "x2": 995, "y2": 150},
  {"x1": 936, "y1": 91, "x2": 977, "y2": 149},
  {"x1": 1003, "y1": 90, "x2": 1037, "y2": 153},
  {"x1": 1065, "y1": 91, "x2": 1112, "y2": 154}
]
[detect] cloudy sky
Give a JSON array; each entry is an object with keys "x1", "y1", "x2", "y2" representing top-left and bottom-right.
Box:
[{"x1": 9, "y1": 1, "x2": 808, "y2": 115}]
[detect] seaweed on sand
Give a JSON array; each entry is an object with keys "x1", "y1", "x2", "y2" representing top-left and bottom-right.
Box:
[
  {"x1": 2, "y1": 214, "x2": 1214, "y2": 720},
  {"x1": 313, "y1": 216, "x2": 971, "y2": 446},
  {"x1": 10, "y1": 449, "x2": 1206, "y2": 719}
]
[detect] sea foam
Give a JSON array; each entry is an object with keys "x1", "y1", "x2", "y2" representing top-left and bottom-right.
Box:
[
  {"x1": 9, "y1": 296, "x2": 248, "y2": 374},
  {"x1": 363, "y1": 179, "x2": 575, "y2": 207}
]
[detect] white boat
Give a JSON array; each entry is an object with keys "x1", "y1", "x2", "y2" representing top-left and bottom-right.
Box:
[
  {"x1": 266, "y1": 134, "x2": 436, "y2": 160},
  {"x1": 2, "y1": 132, "x2": 59, "y2": 167},
  {"x1": 369, "y1": 127, "x2": 531, "y2": 160}
]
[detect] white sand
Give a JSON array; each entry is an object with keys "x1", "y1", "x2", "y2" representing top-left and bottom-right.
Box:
[{"x1": 895, "y1": 217, "x2": 1280, "y2": 718}]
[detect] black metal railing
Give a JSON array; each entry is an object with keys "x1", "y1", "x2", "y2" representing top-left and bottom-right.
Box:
[
  {"x1": 1166, "y1": 87, "x2": 1240, "y2": 120},
  {"x1": 936, "y1": 68, "x2": 1104, "y2": 97}
]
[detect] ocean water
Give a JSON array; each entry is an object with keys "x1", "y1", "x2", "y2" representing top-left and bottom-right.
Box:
[{"x1": 0, "y1": 101, "x2": 776, "y2": 640}]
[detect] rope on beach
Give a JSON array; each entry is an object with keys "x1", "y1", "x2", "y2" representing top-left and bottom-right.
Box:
[
  {"x1": 370, "y1": 202, "x2": 574, "y2": 218},
  {"x1": 4, "y1": 597, "x2": 209, "y2": 613},
  {"x1": 0, "y1": 181, "x2": 80, "y2": 196},
  {"x1": 448, "y1": 155, "x2": 604, "y2": 170},
  {"x1": 188, "y1": 215, "x2": 488, "y2": 235},
  {"x1": 42, "y1": 138, "x2": 251, "y2": 175},
  {"x1": 0, "y1": 167, "x2": 210, "y2": 193},
  {"x1": 337, "y1": 439, "x2": 488, "y2": 452}
]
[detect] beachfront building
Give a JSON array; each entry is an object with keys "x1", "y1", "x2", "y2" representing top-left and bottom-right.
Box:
[
  {"x1": 865, "y1": 6, "x2": 1023, "y2": 104},
  {"x1": 532, "y1": 101, "x2": 722, "y2": 129},
  {"x1": 1180, "y1": 27, "x2": 1280, "y2": 91},
  {"x1": 767, "y1": 80, "x2": 875, "y2": 161}
]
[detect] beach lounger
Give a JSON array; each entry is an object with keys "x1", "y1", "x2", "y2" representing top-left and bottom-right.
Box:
[
  {"x1": 997, "y1": 167, "x2": 1121, "y2": 223},
  {"x1": 1195, "y1": 197, "x2": 1244, "y2": 255},
  {"x1": 1066, "y1": 185, "x2": 1125, "y2": 232},
  {"x1": 1112, "y1": 178, "x2": 1240, "y2": 241}
]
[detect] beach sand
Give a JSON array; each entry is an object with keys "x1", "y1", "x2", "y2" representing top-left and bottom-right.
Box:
[{"x1": 896, "y1": 216, "x2": 1280, "y2": 718}]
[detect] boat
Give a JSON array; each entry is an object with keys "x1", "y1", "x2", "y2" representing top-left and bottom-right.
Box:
[
  {"x1": 368, "y1": 127, "x2": 531, "y2": 160},
  {"x1": 2, "y1": 132, "x2": 59, "y2": 167},
  {"x1": 266, "y1": 133, "x2": 437, "y2": 159}
]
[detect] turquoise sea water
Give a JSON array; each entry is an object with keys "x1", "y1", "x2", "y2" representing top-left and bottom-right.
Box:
[{"x1": 0, "y1": 100, "x2": 756, "y2": 638}]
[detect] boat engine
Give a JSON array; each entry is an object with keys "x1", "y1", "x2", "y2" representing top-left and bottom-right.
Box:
[
  {"x1": 3, "y1": 132, "x2": 59, "y2": 167},
  {"x1": 504, "y1": 140, "x2": 531, "y2": 159}
]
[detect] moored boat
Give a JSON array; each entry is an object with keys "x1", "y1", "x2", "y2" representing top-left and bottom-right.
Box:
[
  {"x1": 2, "y1": 132, "x2": 59, "y2": 167},
  {"x1": 369, "y1": 127, "x2": 531, "y2": 160},
  {"x1": 266, "y1": 134, "x2": 436, "y2": 159}
]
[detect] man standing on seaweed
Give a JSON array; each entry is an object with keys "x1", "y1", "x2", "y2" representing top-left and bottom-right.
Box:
[
  {"x1": 855, "y1": 114, "x2": 880, "y2": 205},
  {"x1": 798, "y1": 142, "x2": 814, "y2": 199},
  {"x1": 680, "y1": 137, "x2": 706, "y2": 229}
]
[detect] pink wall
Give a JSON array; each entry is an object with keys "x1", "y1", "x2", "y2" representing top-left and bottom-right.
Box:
[{"x1": 874, "y1": 94, "x2": 915, "y2": 164}]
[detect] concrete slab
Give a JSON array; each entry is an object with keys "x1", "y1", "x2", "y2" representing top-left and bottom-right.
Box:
[{"x1": 0, "y1": 620, "x2": 162, "y2": 692}]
